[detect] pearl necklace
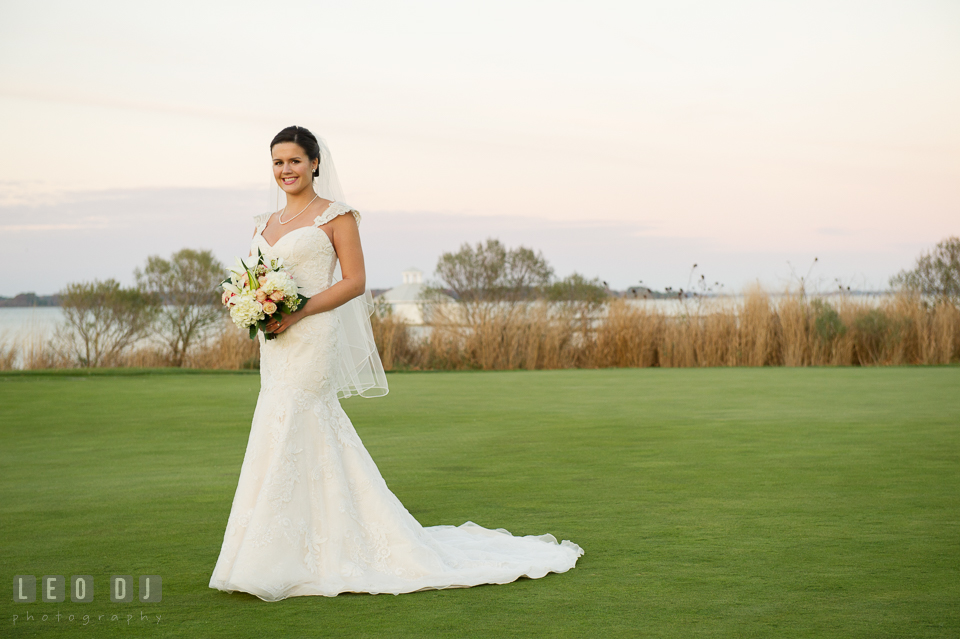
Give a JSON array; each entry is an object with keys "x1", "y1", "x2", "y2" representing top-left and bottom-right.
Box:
[{"x1": 278, "y1": 193, "x2": 319, "y2": 225}]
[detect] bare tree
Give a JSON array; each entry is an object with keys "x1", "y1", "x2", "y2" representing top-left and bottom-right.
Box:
[
  {"x1": 427, "y1": 238, "x2": 553, "y2": 323},
  {"x1": 891, "y1": 236, "x2": 960, "y2": 306},
  {"x1": 56, "y1": 279, "x2": 160, "y2": 367},
  {"x1": 135, "y1": 248, "x2": 226, "y2": 366},
  {"x1": 546, "y1": 272, "x2": 609, "y2": 337}
]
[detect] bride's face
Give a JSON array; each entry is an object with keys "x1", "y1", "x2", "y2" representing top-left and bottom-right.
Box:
[{"x1": 272, "y1": 142, "x2": 318, "y2": 195}]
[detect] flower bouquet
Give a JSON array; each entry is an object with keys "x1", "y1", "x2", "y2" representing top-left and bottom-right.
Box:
[{"x1": 221, "y1": 248, "x2": 308, "y2": 340}]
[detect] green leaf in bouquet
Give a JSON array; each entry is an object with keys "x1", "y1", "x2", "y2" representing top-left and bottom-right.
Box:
[{"x1": 296, "y1": 293, "x2": 310, "y2": 312}]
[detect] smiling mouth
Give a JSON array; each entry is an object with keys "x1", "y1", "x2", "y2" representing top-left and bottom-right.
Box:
[{"x1": 282, "y1": 177, "x2": 297, "y2": 185}]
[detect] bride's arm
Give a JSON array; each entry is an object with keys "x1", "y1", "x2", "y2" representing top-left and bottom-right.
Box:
[
  {"x1": 305, "y1": 213, "x2": 366, "y2": 311},
  {"x1": 266, "y1": 214, "x2": 365, "y2": 334}
]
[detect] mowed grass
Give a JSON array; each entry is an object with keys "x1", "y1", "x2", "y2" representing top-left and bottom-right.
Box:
[{"x1": 1, "y1": 367, "x2": 958, "y2": 638}]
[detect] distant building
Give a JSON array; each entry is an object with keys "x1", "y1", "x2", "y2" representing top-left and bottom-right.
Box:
[{"x1": 376, "y1": 269, "x2": 455, "y2": 324}]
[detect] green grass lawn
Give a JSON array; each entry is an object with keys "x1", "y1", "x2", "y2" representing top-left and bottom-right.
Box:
[{"x1": 1, "y1": 367, "x2": 958, "y2": 638}]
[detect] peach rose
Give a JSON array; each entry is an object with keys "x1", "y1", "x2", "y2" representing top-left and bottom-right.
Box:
[
  {"x1": 255, "y1": 289, "x2": 268, "y2": 302},
  {"x1": 262, "y1": 301, "x2": 278, "y2": 315},
  {"x1": 270, "y1": 291, "x2": 284, "y2": 301},
  {"x1": 258, "y1": 275, "x2": 268, "y2": 286}
]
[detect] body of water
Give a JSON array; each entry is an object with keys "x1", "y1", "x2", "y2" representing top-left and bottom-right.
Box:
[
  {"x1": 0, "y1": 293, "x2": 893, "y2": 337},
  {"x1": 0, "y1": 307, "x2": 64, "y2": 339}
]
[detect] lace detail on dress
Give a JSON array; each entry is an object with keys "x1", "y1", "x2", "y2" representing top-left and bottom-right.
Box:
[
  {"x1": 253, "y1": 212, "x2": 271, "y2": 234},
  {"x1": 314, "y1": 201, "x2": 361, "y2": 228}
]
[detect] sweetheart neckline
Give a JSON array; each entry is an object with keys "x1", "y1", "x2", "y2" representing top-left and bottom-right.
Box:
[
  {"x1": 257, "y1": 201, "x2": 340, "y2": 249},
  {"x1": 258, "y1": 224, "x2": 316, "y2": 249},
  {"x1": 256, "y1": 225, "x2": 335, "y2": 252}
]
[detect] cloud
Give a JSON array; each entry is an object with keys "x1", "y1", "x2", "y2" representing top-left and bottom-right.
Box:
[{"x1": 1, "y1": 187, "x2": 938, "y2": 296}]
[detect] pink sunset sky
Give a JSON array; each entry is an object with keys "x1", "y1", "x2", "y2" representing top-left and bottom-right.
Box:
[{"x1": 1, "y1": 0, "x2": 957, "y2": 296}]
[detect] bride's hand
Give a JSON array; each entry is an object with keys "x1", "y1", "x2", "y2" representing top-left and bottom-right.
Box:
[{"x1": 266, "y1": 309, "x2": 304, "y2": 335}]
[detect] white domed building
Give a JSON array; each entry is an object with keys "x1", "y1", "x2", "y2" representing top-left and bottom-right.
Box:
[{"x1": 376, "y1": 268, "x2": 455, "y2": 325}]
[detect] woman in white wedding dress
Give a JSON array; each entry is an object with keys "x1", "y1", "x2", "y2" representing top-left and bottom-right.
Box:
[{"x1": 209, "y1": 126, "x2": 583, "y2": 601}]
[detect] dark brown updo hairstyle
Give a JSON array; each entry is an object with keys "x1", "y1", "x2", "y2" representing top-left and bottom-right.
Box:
[{"x1": 271, "y1": 125, "x2": 321, "y2": 177}]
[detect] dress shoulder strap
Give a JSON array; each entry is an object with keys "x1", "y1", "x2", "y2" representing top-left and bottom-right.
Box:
[
  {"x1": 313, "y1": 201, "x2": 361, "y2": 228},
  {"x1": 253, "y1": 212, "x2": 271, "y2": 231}
]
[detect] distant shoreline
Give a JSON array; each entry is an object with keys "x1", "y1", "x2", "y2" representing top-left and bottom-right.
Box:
[
  {"x1": 0, "y1": 288, "x2": 895, "y2": 308},
  {"x1": 0, "y1": 293, "x2": 60, "y2": 308}
]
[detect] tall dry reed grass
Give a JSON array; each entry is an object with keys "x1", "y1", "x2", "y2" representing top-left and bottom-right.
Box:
[
  {"x1": 0, "y1": 329, "x2": 72, "y2": 370},
  {"x1": 4, "y1": 290, "x2": 957, "y2": 371},
  {"x1": 1, "y1": 318, "x2": 260, "y2": 371},
  {"x1": 115, "y1": 318, "x2": 261, "y2": 369},
  {"x1": 373, "y1": 289, "x2": 960, "y2": 371}
]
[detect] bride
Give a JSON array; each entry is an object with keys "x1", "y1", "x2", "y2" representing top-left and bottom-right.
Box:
[{"x1": 209, "y1": 125, "x2": 583, "y2": 601}]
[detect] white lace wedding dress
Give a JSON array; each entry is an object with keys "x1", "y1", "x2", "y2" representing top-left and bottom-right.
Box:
[{"x1": 209, "y1": 202, "x2": 583, "y2": 601}]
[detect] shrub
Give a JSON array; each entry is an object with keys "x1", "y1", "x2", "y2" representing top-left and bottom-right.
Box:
[
  {"x1": 851, "y1": 308, "x2": 891, "y2": 365},
  {"x1": 812, "y1": 299, "x2": 846, "y2": 343},
  {"x1": 56, "y1": 279, "x2": 160, "y2": 367},
  {"x1": 891, "y1": 236, "x2": 960, "y2": 306},
  {"x1": 134, "y1": 248, "x2": 226, "y2": 366}
]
